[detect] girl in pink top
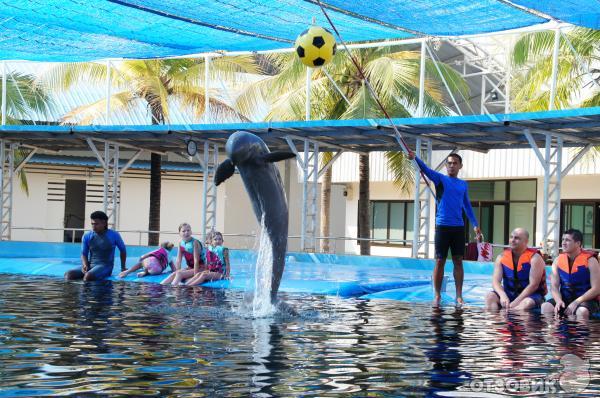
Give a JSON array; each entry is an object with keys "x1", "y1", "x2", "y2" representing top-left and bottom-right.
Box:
[{"x1": 118, "y1": 241, "x2": 175, "y2": 278}]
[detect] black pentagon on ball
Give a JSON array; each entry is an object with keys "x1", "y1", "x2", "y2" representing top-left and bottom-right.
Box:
[
  {"x1": 332, "y1": 43, "x2": 337, "y2": 55},
  {"x1": 296, "y1": 45, "x2": 305, "y2": 58},
  {"x1": 313, "y1": 57, "x2": 325, "y2": 66},
  {"x1": 312, "y1": 36, "x2": 325, "y2": 48}
]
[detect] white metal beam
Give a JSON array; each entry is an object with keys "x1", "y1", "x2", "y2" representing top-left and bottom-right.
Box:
[
  {"x1": 412, "y1": 138, "x2": 433, "y2": 258},
  {"x1": 561, "y1": 144, "x2": 593, "y2": 178}
]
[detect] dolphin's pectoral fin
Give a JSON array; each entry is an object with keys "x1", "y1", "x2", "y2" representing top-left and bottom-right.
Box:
[
  {"x1": 262, "y1": 151, "x2": 296, "y2": 163},
  {"x1": 214, "y1": 159, "x2": 235, "y2": 186}
]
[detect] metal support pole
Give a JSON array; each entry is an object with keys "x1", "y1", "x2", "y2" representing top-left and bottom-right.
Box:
[
  {"x1": 412, "y1": 138, "x2": 433, "y2": 258},
  {"x1": 480, "y1": 75, "x2": 486, "y2": 114},
  {"x1": 200, "y1": 141, "x2": 218, "y2": 241},
  {"x1": 1, "y1": 61, "x2": 6, "y2": 126},
  {"x1": 425, "y1": 43, "x2": 463, "y2": 116},
  {"x1": 305, "y1": 68, "x2": 312, "y2": 121},
  {"x1": 204, "y1": 56, "x2": 210, "y2": 122},
  {"x1": 105, "y1": 60, "x2": 111, "y2": 124},
  {"x1": 0, "y1": 141, "x2": 15, "y2": 240},
  {"x1": 103, "y1": 143, "x2": 109, "y2": 215},
  {"x1": 417, "y1": 40, "x2": 426, "y2": 117},
  {"x1": 505, "y1": 41, "x2": 512, "y2": 114},
  {"x1": 549, "y1": 28, "x2": 561, "y2": 111},
  {"x1": 111, "y1": 145, "x2": 119, "y2": 229},
  {"x1": 301, "y1": 139, "x2": 309, "y2": 250}
]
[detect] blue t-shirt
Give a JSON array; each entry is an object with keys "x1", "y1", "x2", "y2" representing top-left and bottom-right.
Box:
[
  {"x1": 81, "y1": 229, "x2": 126, "y2": 269},
  {"x1": 415, "y1": 157, "x2": 478, "y2": 228}
]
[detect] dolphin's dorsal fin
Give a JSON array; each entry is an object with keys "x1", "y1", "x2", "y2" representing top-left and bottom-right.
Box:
[
  {"x1": 263, "y1": 151, "x2": 296, "y2": 163},
  {"x1": 214, "y1": 159, "x2": 235, "y2": 186}
]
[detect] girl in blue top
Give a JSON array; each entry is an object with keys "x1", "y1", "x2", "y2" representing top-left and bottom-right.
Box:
[
  {"x1": 186, "y1": 231, "x2": 231, "y2": 286},
  {"x1": 160, "y1": 223, "x2": 206, "y2": 286}
]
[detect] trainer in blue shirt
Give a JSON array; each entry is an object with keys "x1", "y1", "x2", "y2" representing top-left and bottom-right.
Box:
[
  {"x1": 64, "y1": 210, "x2": 127, "y2": 281},
  {"x1": 409, "y1": 151, "x2": 481, "y2": 307}
]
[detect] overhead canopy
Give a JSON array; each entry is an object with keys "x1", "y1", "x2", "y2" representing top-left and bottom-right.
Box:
[
  {"x1": 1, "y1": 107, "x2": 599, "y2": 154},
  {"x1": 0, "y1": 0, "x2": 597, "y2": 62}
]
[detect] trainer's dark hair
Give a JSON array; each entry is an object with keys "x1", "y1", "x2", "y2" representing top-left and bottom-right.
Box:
[
  {"x1": 90, "y1": 210, "x2": 109, "y2": 221},
  {"x1": 447, "y1": 153, "x2": 462, "y2": 164},
  {"x1": 564, "y1": 228, "x2": 583, "y2": 244}
]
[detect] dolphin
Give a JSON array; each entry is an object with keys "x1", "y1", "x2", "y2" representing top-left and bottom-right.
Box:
[{"x1": 215, "y1": 131, "x2": 296, "y2": 303}]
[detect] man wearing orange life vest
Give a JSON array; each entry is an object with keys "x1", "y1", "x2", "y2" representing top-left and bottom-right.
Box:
[
  {"x1": 485, "y1": 228, "x2": 547, "y2": 311},
  {"x1": 541, "y1": 229, "x2": 600, "y2": 320}
]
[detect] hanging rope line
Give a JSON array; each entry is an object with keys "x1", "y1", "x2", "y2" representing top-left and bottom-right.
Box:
[{"x1": 315, "y1": 0, "x2": 436, "y2": 199}]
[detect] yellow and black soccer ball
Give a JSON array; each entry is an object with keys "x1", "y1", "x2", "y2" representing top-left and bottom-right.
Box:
[{"x1": 295, "y1": 26, "x2": 337, "y2": 68}]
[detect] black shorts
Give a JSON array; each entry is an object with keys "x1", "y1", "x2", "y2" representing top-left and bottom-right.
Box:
[
  {"x1": 435, "y1": 225, "x2": 465, "y2": 259},
  {"x1": 547, "y1": 298, "x2": 600, "y2": 315}
]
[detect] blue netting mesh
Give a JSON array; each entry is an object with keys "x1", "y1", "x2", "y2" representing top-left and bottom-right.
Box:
[
  {"x1": 511, "y1": 0, "x2": 600, "y2": 29},
  {"x1": 0, "y1": 0, "x2": 597, "y2": 62},
  {"x1": 324, "y1": 0, "x2": 546, "y2": 36}
]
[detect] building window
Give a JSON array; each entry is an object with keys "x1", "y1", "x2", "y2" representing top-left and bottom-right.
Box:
[
  {"x1": 465, "y1": 179, "x2": 537, "y2": 255},
  {"x1": 561, "y1": 201, "x2": 600, "y2": 249},
  {"x1": 370, "y1": 201, "x2": 414, "y2": 246}
]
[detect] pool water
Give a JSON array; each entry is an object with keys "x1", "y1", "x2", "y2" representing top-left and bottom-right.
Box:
[{"x1": 0, "y1": 274, "x2": 599, "y2": 397}]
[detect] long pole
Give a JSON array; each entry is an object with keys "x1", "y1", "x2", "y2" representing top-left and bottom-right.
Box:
[
  {"x1": 1, "y1": 61, "x2": 6, "y2": 126},
  {"x1": 105, "y1": 60, "x2": 111, "y2": 124},
  {"x1": 417, "y1": 40, "x2": 426, "y2": 117},
  {"x1": 204, "y1": 56, "x2": 210, "y2": 122},
  {"x1": 549, "y1": 28, "x2": 561, "y2": 110}
]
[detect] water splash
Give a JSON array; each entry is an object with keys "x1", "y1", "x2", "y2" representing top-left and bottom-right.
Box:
[{"x1": 252, "y1": 215, "x2": 275, "y2": 317}]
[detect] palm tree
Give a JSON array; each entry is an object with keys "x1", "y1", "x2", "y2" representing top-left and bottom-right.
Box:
[
  {"x1": 511, "y1": 27, "x2": 600, "y2": 111},
  {"x1": 2, "y1": 71, "x2": 51, "y2": 194},
  {"x1": 236, "y1": 47, "x2": 468, "y2": 254},
  {"x1": 40, "y1": 58, "x2": 258, "y2": 244}
]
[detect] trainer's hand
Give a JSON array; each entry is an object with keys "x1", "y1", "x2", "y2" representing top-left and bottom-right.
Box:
[{"x1": 407, "y1": 150, "x2": 415, "y2": 160}]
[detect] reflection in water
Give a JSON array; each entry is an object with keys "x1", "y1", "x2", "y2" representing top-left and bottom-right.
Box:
[
  {"x1": 426, "y1": 307, "x2": 470, "y2": 395},
  {"x1": 0, "y1": 275, "x2": 599, "y2": 397}
]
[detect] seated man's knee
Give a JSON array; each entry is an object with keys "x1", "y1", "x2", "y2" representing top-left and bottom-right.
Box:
[
  {"x1": 83, "y1": 272, "x2": 95, "y2": 281},
  {"x1": 540, "y1": 302, "x2": 554, "y2": 313},
  {"x1": 516, "y1": 297, "x2": 535, "y2": 310},
  {"x1": 485, "y1": 292, "x2": 498, "y2": 303},
  {"x1": 576, "y1": 306, "x2": 590, "y2": 319}
]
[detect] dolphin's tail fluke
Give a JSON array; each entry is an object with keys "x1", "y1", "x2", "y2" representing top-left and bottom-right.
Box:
[{"x1": 214, "y1": 159, "x2": 235, "y2": 186}]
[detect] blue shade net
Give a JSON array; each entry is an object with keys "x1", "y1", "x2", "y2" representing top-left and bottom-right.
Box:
[
  {"x1": 510, "y1": 0, "x2": 600, "y2": 29},
  {"x1": 322, "y1": 0, "x2": 547, "y2": 35}
]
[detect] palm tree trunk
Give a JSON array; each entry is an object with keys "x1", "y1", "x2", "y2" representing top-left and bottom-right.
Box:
[
  {"x1": 320, "y1": 166, "x2": 332, "y2": 253},
  {"x1": 358, "y1": 154, "x2": 370, "y2": 255},
  {"x1": 148, "y1": 106, "x2": 163, "y2": 245}
]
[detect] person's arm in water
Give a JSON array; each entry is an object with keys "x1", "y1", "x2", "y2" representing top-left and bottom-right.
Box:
[
  {"x1": 565, "y1": 256, "x2": 600, "y2": 315},
  {"x1": 115, "y1": 232, "x2": 127, "y2": 272},
  {"x1": 510, "y1": 253, "x2": 544, "y2": 308},
  {"x1": 81, "y1": 233, "x2": 91, "y2": 272},
  {"x1": 492, "y1": 254, "x2": 510, "y2": 308},
  {"x1": 463, "y1": 185, "x2": 482, "y2": 238},
  {"x1": 549, "y1": 260, "x2": 564, "y2": 315},
  {"x1": 223, "y1": 248, "x2": 231, "y2": 279}
]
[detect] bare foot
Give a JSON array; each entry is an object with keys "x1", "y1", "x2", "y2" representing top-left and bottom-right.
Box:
[
  {"x1": 432, "y1": 295, "x2": 441, "y2": 307},
  {"x1": 118, "y1": 271, "x2": 128, "y2": 278},
  {"x1": 456, "y1": 297, "x2": 465, "y2": 307}
]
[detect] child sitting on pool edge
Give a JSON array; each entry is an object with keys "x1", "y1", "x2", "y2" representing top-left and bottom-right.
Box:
[
  {"x1": 119, "y1": 241, "x2": 175, "y2": 278},
  {"x1": 186, "y1": 231, "x2": 230, "y2": 286}
]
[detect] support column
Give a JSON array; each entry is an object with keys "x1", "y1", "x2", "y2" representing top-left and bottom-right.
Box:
[
  {"x1": 524, "y1": 130, "x2": 562, "y2": 257},
  {"x1": 412, "y1": 138, "x2": 433, "y2": 258},
  {"x1": 199, "y1": 141, "x2": 219, "y2": 242},
  {"x1": 87, "y1": 139, "x2": 142, "y2": 230},
  {"x1": 0, "y1": 141, "x2": 14, "y2": 240},
  {"x1": 286, "y1": 137, "x2": 319, "y2": 252}
]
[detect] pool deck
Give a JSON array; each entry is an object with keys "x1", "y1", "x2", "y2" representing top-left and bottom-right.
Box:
[{"x1": 0, "y1": 241, "x2": 506, "y2": 305}]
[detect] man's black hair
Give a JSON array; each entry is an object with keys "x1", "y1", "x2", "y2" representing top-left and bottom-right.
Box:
[
  {"x1": 90, "y1": 210, "x2": 109, "y2": 221},
  {"x1": 447, "y1": 153, "x2": 462, "y2": 164},
  {"x1": 564, "y1": 228, "x2": 583, "y2": 244}
]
